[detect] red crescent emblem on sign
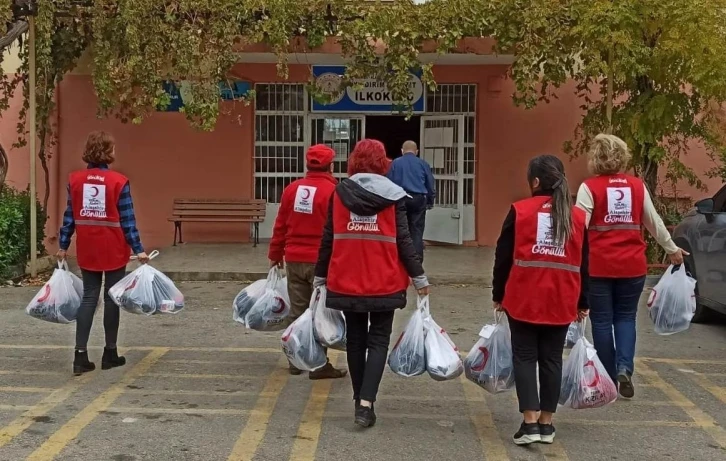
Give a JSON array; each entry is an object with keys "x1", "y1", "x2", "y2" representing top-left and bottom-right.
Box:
[
  {"x1": 272, "y1": 297, "x2": 287, "y2": 314},
  {"x1": 91, "y1": 186, "x2": 100, "y2": 197},
  {"x1": 301, "y1": 188, "x2": 311, "y2": 200},
  {"x1": 615, "y1": 190, "x2": 625, "y2": 201},
  {"x1": 470, "y1": 346, "x2": 490, "y2": 372},
  {"x1": 37, "y1": 285, "x2": 51, "y2": 303},
  {"x1": 584, "y1": 360, "x2": 600, "y2": 387}
]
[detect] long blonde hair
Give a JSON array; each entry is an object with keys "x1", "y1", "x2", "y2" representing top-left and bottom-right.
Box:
[{"x1": 587, "y1": 134, "x2": 631, "y2": 175}]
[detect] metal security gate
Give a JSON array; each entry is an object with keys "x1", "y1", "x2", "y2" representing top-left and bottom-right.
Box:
[
  {"x1": 420, "y1": 115, "x2": 466, "y2": 244},
  {"x1": 308, "y1": 115, "x2": 365, "y2": 179}
]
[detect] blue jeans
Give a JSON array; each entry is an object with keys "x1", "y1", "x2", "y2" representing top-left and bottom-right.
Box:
[
  {"x1": 404, "y1": 194, "x2": 427, "y2": 262},
  {"x1": 589, "y1": 276, "x2": 646, "y2": 382}
]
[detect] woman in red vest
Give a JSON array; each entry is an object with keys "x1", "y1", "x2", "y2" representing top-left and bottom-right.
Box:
[
  {"x1": 56, "y1": 131, "x2": 149, "y2": 375},
  {"x1": 315, "y1": 139, "x2": 430, "y2": 428},
  {"x1": 576, "y1": 134, "x2": 688, "y2": 399},
  {"x1": 492, "y1": 155, "x2": 589, "y2": 445}
]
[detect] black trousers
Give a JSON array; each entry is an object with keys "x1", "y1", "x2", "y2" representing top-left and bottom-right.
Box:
[
  {"x1": 343, "y1": 310, "x2": 396, "y2": 403},
  {"x1": 509, "y1": 315, "x2": 569, "y2": 413},
  {"x1": 75, "y1": 268, "x2": 126, "y2": 350},
  {"x1": 404, "y1": 194, "x2": 427, "y2": 262}
]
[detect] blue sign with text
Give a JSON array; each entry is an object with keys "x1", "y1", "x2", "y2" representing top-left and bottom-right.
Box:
[
  {"x1": 311, "y1": 66, "x2": 425, "y2": 113},
  {"x1": 159, "y1": 80, "x2": 252, "y2": 112}
]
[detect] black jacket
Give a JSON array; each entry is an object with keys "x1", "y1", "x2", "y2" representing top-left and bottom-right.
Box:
[
  {"x1": 492, "y1": 191, "x2": 590, "y2": 310},
  {"x1": 315, "y1": 177, "x2": 427, "y2": 312}
]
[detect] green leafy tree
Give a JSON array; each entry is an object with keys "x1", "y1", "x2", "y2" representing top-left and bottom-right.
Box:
[{"x1": 490, "y1": 0, "x2": 726, "y2": 193}]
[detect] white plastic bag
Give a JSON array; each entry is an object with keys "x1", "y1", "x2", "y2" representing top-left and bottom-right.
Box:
[
  {"x1": 110, "y1": 251, "x2": 184, "y2": 316},
  {"x1": 464, "y1": 313, "x2": 514, "y2": 394},
  {"x1": 559, "y1": 320, "x2": 618, "y2": 409},
  {"x1": 245, "y1": 268, "x2": 290, "y2": 331},
  {"x1": 388, "y1": 296, "x2": 428, "y2": 377},
  {"x1": 647, "y1": 264, "x2": 697, "y2": 335},
  {"x1": 564, "y1": 322, "x2": 581, "y2": 349},
  {"x1": 232, "y1": 279, "x2": 266, "y2": 325},
  {"x1": 423, "y1": 297, "x2": 464, "y2": 381},
  {"x1": 25, "y1": 261, "x2": 82, "y2": 324},
  {"x1": 312, "y1": 287, "x2": 346, "y2": 350},
  {"x1": 281, "y1": 294, "x2": 327, "y2": 372}
]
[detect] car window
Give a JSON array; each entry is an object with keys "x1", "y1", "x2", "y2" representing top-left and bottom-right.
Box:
[{"x1": 714, "y1": 185, "x2": 726, "y2": 212}]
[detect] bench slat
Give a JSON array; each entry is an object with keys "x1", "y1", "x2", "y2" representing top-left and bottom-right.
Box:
[
  {"x1": 168, "y1": 217, "x2": 263, "y2": 223},
  {"x1": 172, "y1": 210, "x2": 264, "y2": 217},
  {"x1": 173, "y1": 204, "x2": 265, "y2": 211},
  {"x1": 173, "y1": 199, "x2": 265, "y2": 205}
]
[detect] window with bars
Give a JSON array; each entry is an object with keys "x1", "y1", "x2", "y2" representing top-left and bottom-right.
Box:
[
  {"x1": 254, "y1": 84, "x2": 307, "y2": 203},
  {"x1": 426, "y1": 84, "x2": 477, "y2": 206}
]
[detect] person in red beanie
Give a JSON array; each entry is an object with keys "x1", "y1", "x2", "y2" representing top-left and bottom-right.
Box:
[{"x1": 269, "y1": 144, "x2": 347, "y2": 380}]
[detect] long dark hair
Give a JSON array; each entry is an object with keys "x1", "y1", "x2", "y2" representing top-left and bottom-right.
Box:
[{"x1": 527, "y1": 155, "x2": 572, "y2": 245}]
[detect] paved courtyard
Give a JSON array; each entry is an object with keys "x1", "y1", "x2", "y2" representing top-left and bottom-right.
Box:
[{"x1": 0, "y1": 282, "x2": 725, "y2": 461}]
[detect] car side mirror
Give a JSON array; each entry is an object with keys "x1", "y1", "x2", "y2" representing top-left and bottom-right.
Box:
[{"x1": 695, "y1": 198, "x2": 715, "y2": 215}]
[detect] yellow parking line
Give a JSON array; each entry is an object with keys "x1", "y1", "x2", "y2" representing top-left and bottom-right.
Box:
[
  {"x1": 124, "y1": 388, "x2": 261, "y2": 397},
  {"x1": 0, "y1": 373, "x2": 94, "y2": 449},
  {"x1": 289, "y1": 357, "x2": 339, "y2": 461},
  {"x1": 681, "y1": 369, "x2": 726, "y2": 405},
  {"x1": 0, "y1": 386, "x2": 53, "y2": 393},
  {"x1": 144, "y1": 372, "x2": 266, "y2": 380},
  {"x1": 25, "y1": 348, "x2": 168, "y2": 461},
  {"x1": 558, "y1": 419, "x2": 698, "y2": 427},
  {"x1": 637, "y1": 360, "x2": 726, "y2": 450},
  {"x1": 324, "y1": 411, "x2": 470, "y2": 421},
  {"x1": 0, "y1": 405, "x2": 36, "y2": 411},
  {"x1": 105, "y1": 407, "x2": 247, "y2": 416},
  {"x1": 227, "y1": 357, "x2": 289, "y2": 461},
  {"x1": 460, "y1": 377, "x2": 510, "y2": 461},
  {"x1": 642, "y1": 358, "x2": 726, "y2": 365},
  {"x1": 0, "y1": 370, "x2": 63, "y2": 376}
]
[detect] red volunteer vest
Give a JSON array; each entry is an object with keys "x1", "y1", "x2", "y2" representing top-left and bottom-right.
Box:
[
  {"x1": 327, "y1": 194, "x2": 410, "y2": 296},
  {"x1": 584, "y1": 174, "x2": 647, "y2": 278},
  {"x1": 69, "y1": 168, "x2": 130, "y2": 271},
  {"x1": 502, "y1": 196, "x2": 585, "y2": 325}
]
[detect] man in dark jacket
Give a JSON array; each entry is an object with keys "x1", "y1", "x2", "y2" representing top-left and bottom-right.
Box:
[
  {"x1": 315, "y1": 139, "x2": 430, "y2": 428},
  {"x1": 269, "y1": 144, "x2": 346, "y2": 380}
]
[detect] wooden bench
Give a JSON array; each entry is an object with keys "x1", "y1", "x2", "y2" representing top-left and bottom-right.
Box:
[{"x1": 168, "y1": 199, "x2": 266, "y2": 247}]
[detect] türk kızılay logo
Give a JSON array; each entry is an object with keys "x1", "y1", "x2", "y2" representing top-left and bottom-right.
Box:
[
  {"x1": 605, "y1": 185, "x2": 633, "y2": 223},
  {"x1": 532, "y1": 208, "x2": 566, "y2": 257},
  {"x1": 81, "y1": 183, "x2": 107, "y2": 218},
  {"x1": 348, "y1": 212, "x2": 379, "y2": 232},
  {"x1": 315, "y1": 72, "x2": 345, "y2": 105}
]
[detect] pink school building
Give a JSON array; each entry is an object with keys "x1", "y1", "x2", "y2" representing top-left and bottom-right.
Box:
[{"x1": 2, "y1": 41, "x2": 720, "y2": 255}]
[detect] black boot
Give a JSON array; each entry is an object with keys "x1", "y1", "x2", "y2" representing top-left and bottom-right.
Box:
[
  {"x1": 101, "y1": 347, "x2": 126, "y2": 370},
  {"x1": 73, "y1": 350, "x2": 96, "y2": 376},
  {"x1": 354, "y1": 404, "x2": 376, "y2": 428}
]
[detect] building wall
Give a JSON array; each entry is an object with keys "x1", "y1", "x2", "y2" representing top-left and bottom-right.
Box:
[{"x1": 4, "y1": 54, "x2": 724, "y2": 252}]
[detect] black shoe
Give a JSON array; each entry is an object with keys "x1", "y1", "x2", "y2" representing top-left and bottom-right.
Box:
[
  {"x1": 354, "y1": 405, "x2": 376, "y2": 428},
  {"x1": 101, "y1": 347, "x2": 126, "y2": 370},
  {"x1": 513, "y1": 422, "x2": 541, "y2": 445},
  {"x1": 617, "y1": 372, "x2": 635, "y2": 399},
  {"x1": 539, "y1": 423, "x2": 555, "y2": 444},
  {"x1": 73, "y1": 350, "x2": 96, "y2": 376}
]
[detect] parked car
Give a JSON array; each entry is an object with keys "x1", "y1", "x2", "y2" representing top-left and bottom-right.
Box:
[{"x1": 672, "y1": 184, "x2": 726, "y2": 322}]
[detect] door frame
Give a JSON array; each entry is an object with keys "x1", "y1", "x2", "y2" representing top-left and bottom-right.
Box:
[{"x1": 419, "y1": 114, "x2": 466, "y2": 244}]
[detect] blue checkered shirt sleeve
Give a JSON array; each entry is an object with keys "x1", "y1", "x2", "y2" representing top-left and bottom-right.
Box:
[
  {"x1": 58, "y1": 185, "x2": 75, "y2": 251},
  {"x1": 118, "y1": 182, "x2": 144, "y2": 255}
]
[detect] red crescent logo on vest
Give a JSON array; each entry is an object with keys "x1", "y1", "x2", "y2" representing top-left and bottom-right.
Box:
[
  {"x1": 91, "y1": 186, "x2": 100, "y2": 197},
  {"x1": 470, "y1": 346, "x2": 490, "y2": 372},
  {"x1": 301, "y1": 188, "x2": 311, "y2": 200},
  {"x1": 37, "y1": 284, "x2": 51, "y2": 303},
  {"x1": 272, "y1": 297, "x2": 286, "y2": 314},
  {"x1": 584, "y1": 360, "x2": 600, "y2": 387},
  {"x1": 615, "y1": 189, "x2": 625, "y2": 201}
]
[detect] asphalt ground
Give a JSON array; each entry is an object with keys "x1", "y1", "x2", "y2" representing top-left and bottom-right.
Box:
[{"x1": 1, "y1": 282, "x2": 725, "y2": 461}]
